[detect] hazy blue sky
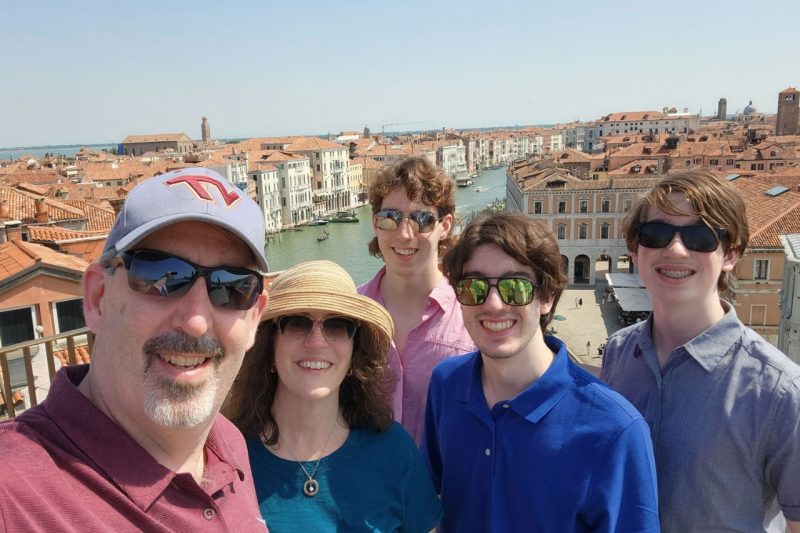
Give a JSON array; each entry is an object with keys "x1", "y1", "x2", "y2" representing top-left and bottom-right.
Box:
[{"x1": 2, "y1": 0, "x2": 798, "y2": 147}]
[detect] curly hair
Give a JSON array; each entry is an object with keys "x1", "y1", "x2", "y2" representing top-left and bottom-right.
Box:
[
  {"x1": 442, "y1": 212, "x2": 568, "y2": 332},
  {"x1": 223, "y1": 319, "x2": 395, "y2": 443},
  {"x1": 623, "y1": 171, "x2": 749, "y2": 291},
  {"x1": 367, "y1": 156, "x2": 456, "y2": 258}
]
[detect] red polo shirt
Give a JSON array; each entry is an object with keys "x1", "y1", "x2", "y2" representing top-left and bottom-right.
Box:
[{"x1": 0, "y1": 365, "x2": 268, "y2": 532}]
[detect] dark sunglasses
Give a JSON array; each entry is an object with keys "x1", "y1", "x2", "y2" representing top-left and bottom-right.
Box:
[
  {"x1": 105, "y1": 249, "x2": 263, "y2": 310},
  {"x1": 276, "y1": 315, "x2": 359, "y2": 342},
  {"x1": 374, "y1": 209, "x2": 441, "y2": 233},
  {"x1": 638, "y1": 221, "x2": 726, "y2": 253},
  {"x1": 455, "y1": 277, "x2": 538, "y2": 306}
]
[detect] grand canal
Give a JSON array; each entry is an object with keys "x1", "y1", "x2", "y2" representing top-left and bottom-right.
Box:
[{"x1": 264, "y1": 167, "x2": 509, "y2": 284}]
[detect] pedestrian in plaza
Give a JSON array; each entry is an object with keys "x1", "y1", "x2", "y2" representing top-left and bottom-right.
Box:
[
  {"x1": 358, "y1": 156, "x2": 476, "y2": 445},
  {"x1": 0, "y1": 168, "x2": 270, "y2": 531},
  {"x1": 226, "y1": 260, "x2": 441, "y2": 531},
  {"x1": 602, "y1": 171, "x2": 800, "y2": 532},
  {"x1": 574, "y1": 296, "x2": 580, "y2": 309},
  {"x1": 578, "y1": 297, "x2": 583, "y2": 308},
  {"x1": 424, "y1": 212, "x2": 659, "y2": 532},
  {"x1": 586, "y1": 340, "x2": 591, "y2": 356}
]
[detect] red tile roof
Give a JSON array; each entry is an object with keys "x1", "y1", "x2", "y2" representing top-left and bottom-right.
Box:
[{"x1": 0, "y1": 240, "x2": 89, "y2": 282}]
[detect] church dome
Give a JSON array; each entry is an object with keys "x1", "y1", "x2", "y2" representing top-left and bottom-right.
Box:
[{"x1": 743, "y1": 100, "x2": 757, "y2": 115}]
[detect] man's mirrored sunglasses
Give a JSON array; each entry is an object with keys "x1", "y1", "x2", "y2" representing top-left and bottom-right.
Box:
[
  {"x1": 455, "y1": 277, "x2": 538, "y2": 306},
  {"x1": 104, "y1": 249, "x2": 263, "y2": 310},
  {"x1": 638, "y1": 221, "x2": 726, "y2": 253},
  {"x1": 276, "y1": 315, "x2": 360, "y2": 342},
  {"x1": 374, "y1": 209, "x2": 441, "y2": 234}
]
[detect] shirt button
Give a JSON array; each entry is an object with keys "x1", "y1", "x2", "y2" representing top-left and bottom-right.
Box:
[
  {"x1": 485, "y1": 448, "x2": 491, "y2": 456},
  {"x1": 203, "y1": 508, "x2": 216, "y2": 520}
]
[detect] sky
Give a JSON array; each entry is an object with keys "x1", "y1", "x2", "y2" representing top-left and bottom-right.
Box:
[{"x1": 2, "y1": 0, "x2": 799, "y2": 147}]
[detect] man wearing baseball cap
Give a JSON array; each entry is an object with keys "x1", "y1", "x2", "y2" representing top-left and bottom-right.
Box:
[{"x1": 0, "y1": 168, "x2": 270, "y2": 531}]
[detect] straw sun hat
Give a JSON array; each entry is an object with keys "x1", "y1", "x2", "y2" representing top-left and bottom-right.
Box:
[{"x1": 261, "y1": 260, "x2": 394, "y2": 352}]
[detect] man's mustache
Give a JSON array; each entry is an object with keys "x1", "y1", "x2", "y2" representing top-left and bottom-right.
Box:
[{"x1": 143, "y1": 331, "x2": 225, "y2": 362}]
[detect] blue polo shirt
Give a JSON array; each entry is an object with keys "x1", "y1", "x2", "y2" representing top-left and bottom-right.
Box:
[{"x1": 423, "y1": 337, "x2": 659, "y2": 533}]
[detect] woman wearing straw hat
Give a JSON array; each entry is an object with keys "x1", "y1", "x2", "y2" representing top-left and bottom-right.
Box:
[{"x1": 226, "y1": 260, "x2": 442, "y2": 532}]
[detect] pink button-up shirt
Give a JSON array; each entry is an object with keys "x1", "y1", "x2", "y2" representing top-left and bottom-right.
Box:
[{"x1": 359, "y1": 267, "x2": 476, "y2": 446}]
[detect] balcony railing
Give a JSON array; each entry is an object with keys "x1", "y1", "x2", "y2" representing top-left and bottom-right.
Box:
[{"x1": 0, "y1": 327, "x2": 94, "y2": 420}]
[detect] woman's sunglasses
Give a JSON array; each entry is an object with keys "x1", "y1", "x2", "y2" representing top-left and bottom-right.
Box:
[
  {"x1": 276, "y1": 315, "x2": 359, "y2": 342},
  {"x1": 103, "y1": 249, "x2": 263, "y2": 310},
  {"x1": 374, "y1": 209, "x2": 441, "y2": 234},
  {"x1": 455, "y1": 277, "x2": 538, "y2": 306},
  {"x1": 638, "y1": 221, "x2": 726, "y2": 253}
]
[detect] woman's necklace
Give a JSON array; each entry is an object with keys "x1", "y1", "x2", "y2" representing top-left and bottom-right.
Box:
[{"x1": 261, "y1": 419, "x2": 340, "y2": 498}]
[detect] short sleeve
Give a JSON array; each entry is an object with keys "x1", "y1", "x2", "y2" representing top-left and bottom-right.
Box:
[{"x1": 583, "y1": 418, "x2": 660, "y2": 532}]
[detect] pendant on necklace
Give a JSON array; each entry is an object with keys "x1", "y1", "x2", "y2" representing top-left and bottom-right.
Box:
[{"x1": 303, "y1": 478, "x2": 319, "y2": 497}]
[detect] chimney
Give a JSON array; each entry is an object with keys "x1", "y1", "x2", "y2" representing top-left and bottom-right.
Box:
[
  {"x1": 34, "y1": 197, "x2": 48, "y2": 223},
  {"x1": 4, "y1": 222, "x2": 22, "y2": 242},
  {"x1": 109, "y1": 198, "x2": 125, "y2": 216}
]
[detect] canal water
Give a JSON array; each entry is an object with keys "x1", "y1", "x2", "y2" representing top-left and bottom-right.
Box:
[{"x1": 264, "y1": 167, "x2": 509, "y2": 284}]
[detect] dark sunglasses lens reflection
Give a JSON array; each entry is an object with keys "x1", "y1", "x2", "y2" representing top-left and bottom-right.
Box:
[
  {"x1": 278, "y1": 315, "x2": 358, "y2": 341},
  {"x1": 122, "y1": 250, "x2": 262, "y2": 310},
  {"x1": 375, "y1": 210, "x2": 438, "y2": 233},
  {"x1": 638, "y1": 222, "x2": 722, "y2": 253},
  {"x1": 455, "y1": 278, "x2": 536, "y2": 306}
]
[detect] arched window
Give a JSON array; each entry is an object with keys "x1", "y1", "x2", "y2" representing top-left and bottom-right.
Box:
[
  {"x1": 600, "y1": 223, "x2": 610, "y2": 239},
  {"x1": 557, "y1": 224, "x2": 566, "y2": 240},
  {"x1": 579, "y1": 223, "x2": 588, "y2": 239}
]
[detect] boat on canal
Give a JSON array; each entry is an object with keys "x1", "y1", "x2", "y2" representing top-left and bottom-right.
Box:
[
  {"x1": 309, "y1": 217, "x2": 328, "y2": 226},
  {"x1": 317, "y1": 230, "x2": 330, "y2": 241},
  {"x1": 330, "y1": 210, "x2": 359, "y2": 223},
  {"x1": 456, "y1": 177, "x2": 474, "y2": 187}
]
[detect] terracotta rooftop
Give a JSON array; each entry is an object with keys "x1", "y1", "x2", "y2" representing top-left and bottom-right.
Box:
[
  {"x1": 730, "y1": 176, "x2": 800, "y2": 248},
  {"x1": 27, "y1": 225, "x2": 107, "y2": 242},
  {"x1": 54, "y1": 345, "x2": 92, "y2": 366},
  {"x1": 121, "y1": 133, "x2": 192, "y2": 143},
  {"x1": 0, "y1": 240, "x2": 89, "y2": 283},
  {"x1": 63, "y1": 200, "x2": 115, "y2": 231},
  {"x1": 600, "y1": 111, "x2": 665, "y2": 123},
  {"x1": 0, "y1": 185, "x2": 86, "y2": 224}
]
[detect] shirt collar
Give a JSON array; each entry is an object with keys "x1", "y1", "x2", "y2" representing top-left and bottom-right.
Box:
[
  {"x1": 45, "y1": 365, "x2": 243, "y2": 510},
  {"x1": 633, "y1": 300, "x2": 743, "y2": 372},
  {"x1": 360, "y1": 265, "x2": 449, "y2": 312},
  {"x1": 682, "y1": 301, "x2": 743, "y2": 371},
  {"x1": 459, "y1": 336, "x2": 572, "y2": 424}
]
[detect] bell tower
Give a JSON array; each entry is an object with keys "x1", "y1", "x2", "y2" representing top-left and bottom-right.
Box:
[
  {"x1": 776, "y1": 88, "x2": 799, "y2": 136},
  {"x1": 201, "y1": 117, "x2": 211, "y2": 143}
]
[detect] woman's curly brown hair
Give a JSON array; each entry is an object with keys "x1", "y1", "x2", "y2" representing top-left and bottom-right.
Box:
[
  {"x1": 223, "y1": 319, "x2": 395, "y2": 443},
  {"x1": 367, "y1": 156, "x2": 457, "y2": 258}
]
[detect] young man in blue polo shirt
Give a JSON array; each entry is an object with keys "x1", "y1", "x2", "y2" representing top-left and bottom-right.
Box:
[
  {"x1": 601, "y1": 171, "x2": 800, "y2": 532},
  {"x1": 423, "y1": 213, "x2": 659, "y2": 532}
]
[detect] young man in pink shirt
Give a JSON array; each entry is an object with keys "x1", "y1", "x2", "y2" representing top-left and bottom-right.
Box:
[{"x1": 359, "y1": 157, "x2": 476, "y2": 445}]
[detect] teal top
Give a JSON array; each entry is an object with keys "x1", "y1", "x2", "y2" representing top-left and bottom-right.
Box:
[{"x1": 247, "y1": 422, "x2": 442, "y2": 532}]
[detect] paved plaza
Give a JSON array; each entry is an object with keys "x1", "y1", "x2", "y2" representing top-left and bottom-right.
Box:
[{"x1": 550, "y1": 260, "x2": 634, "y2": 373}]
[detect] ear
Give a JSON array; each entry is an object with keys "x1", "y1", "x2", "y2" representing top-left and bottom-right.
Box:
[
  {"x1": 539, "y1": 292, "x2": 555, "y2": 317},
  {"x1": 438, "y1": 213, "x2": 454, "y2": 239},
  {"x1": 82, "y1": 263, "x2": 107, "y2": 332},
  {"x1": 721, "y1": 248, "x2": 740, "y2": 272}
]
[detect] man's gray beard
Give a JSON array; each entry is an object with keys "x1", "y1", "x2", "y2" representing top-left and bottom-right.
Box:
[
  {"x1": 141, "y1": 332, "x2": 225, "y2": 428},
  {"x1": 143, "y1": 371, "x2": 220, "y2": 428}
]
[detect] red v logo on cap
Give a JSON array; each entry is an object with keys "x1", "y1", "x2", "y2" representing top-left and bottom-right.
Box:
[{"x1": 164, "y1": 175, "x2": 241, "y2": 207}]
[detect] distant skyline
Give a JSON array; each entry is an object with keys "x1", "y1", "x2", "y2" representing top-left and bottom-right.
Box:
[{"x1": 3, "y1": 0, "x2": 798, "y2": 147}]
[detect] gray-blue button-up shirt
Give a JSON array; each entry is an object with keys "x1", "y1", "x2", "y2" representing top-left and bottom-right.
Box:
[{"x1": 601, "y1": 303, "x2": 800, "y2": 532}]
